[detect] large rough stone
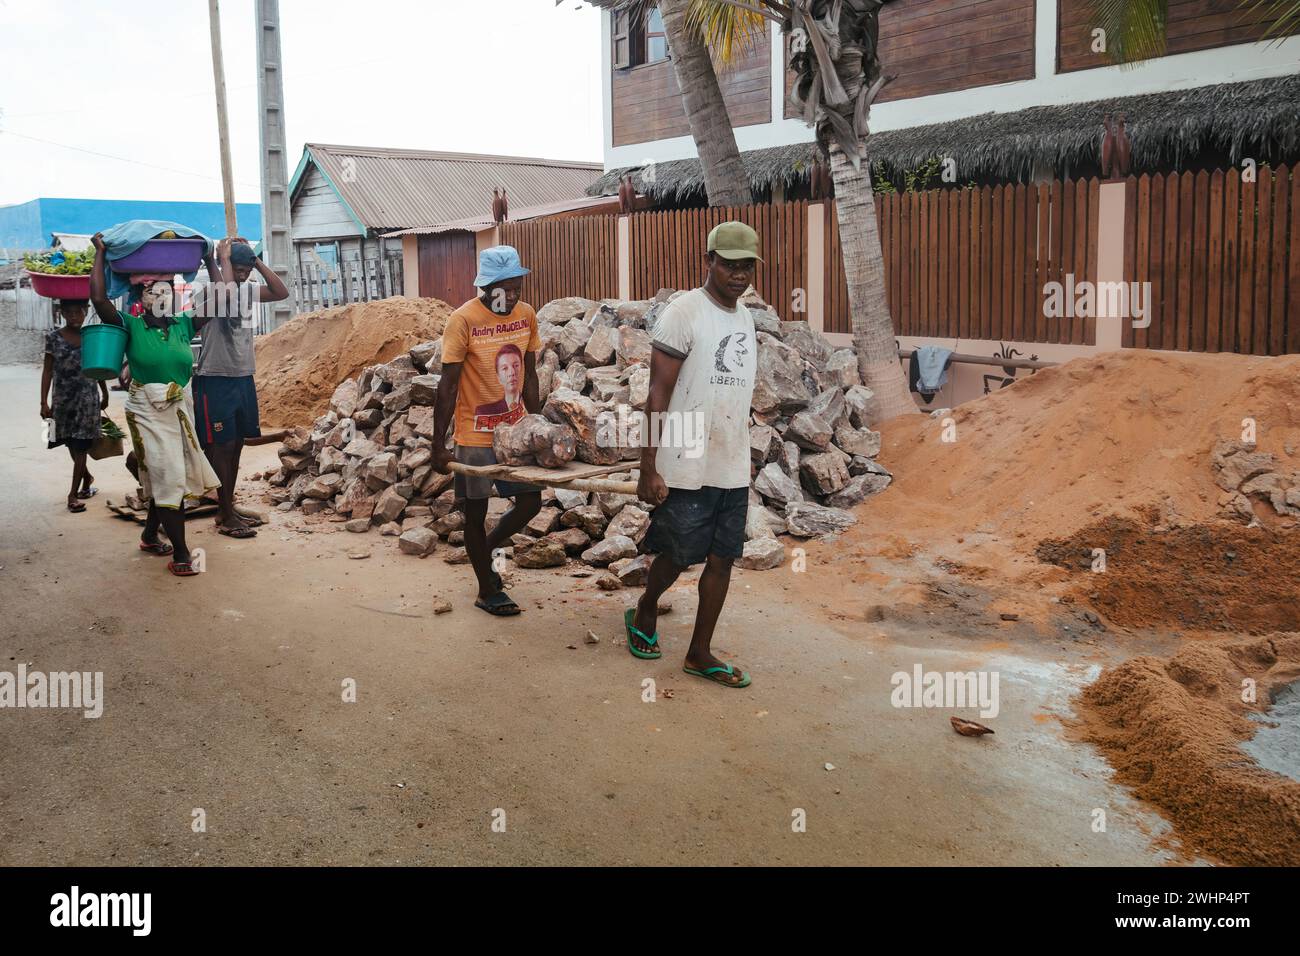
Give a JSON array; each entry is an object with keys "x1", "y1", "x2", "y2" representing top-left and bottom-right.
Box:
[
  {"x1": 833, "y1": 420, "x2": 882, "y2": 459},
  {"x1": 750, "y1": 424, "x2": 778, "y2": 467},
  {"x1": 555, "y1": 320, "x2": 593, "y2": 363},
  {"x1": 1211, "y1": 439, "x2": 1278, "y2": 491},
  {"x1": 281, "y1": 426, "x2": 312, "y2": 454},
  {"x1": 754, "y1": 462, "x2": 805, "y2": 506},
  {"x1": 745, "y1": 504, "x2": 780, "y2": 540},
  {"x1": 525, "y1": 507, "x2": 562, "y2": 537},
  {"x1": 752, "y1": 333, "x2": 813, "y2": 414},
  {"x1": 738, "y1": 536, "x2": 785, "y2": 571},
  {"x1": 780, "y1": 321, "x2": 835, "y2": 367},
  {"x1": 617, "y1": 327, "x2": 652, "y2": 368},
  {"x1": 544, "y1": 527, "x2": 592, "y2": 556},
  {"x1": 539, "y1": 296, "x2": 599, "y2": 325},
  {"x1": 827, "y1": 473, "x2": 893, "y2": 508},
  {"x1": 564, "y1": 360, "x2": 588, "y2": 394},
  {"x1": 375, "y1": 355, "x2": 418, "y2": 387},
  {"x1": 554, "y1": 488, "x2": 588, "y2": 511},
  {"x1": 581, "y1": 535, "x2": 638, "y2": 566},
  {"x1": 785, "y1": 501, "x2": 857, "y2": 538},
  {"x1": 786, "y1": 410, "x2": 832, "y2": 451},
  {"x1": 615, "y1": 300, "x2": 651, "y2": 328},
  {"x1": 513, "y1": 536, "x2": 568, "y2": 568},
  {"x1": 778, "y1": 440, "x2": 801, "y2": 478},
  {"x1": 304, "y1": 472, "x2": 343, "y2": 499},
  {"x1": 381, "y1": 384, "x2": 412, "y2": 415},
  {"x1": 544, "y1": 388, "x2": 620, "y2": 465},
  {"x1": 800, "y1": 451, "x2": 851, "y2": 496},
  {"x1": 342, "y1": 437, "x2": 382, "y2": 459},
  {"x1": 493, "y1": 413, "x2": 577, "y2": 468},
  {"x1": 612, "y1": 552, "x2": 654, "y2": 586},
  {"x1": 365, "y1": 452, "x2": 399, "y2": 487},
  {"x1": 748, "y1": 306, "x2": 782, "y2": 337},
  {"x1": 409, "y1": 338, "x2": 442, "y2": 374},
  {"x1": 824, "y1": 349, "x2": 861, "y2": 389},
  {"x1": 537, "y1": 349, "x2": 560, "y2": 401},
  {"x1": 398, "y1": 527, "x2": 437, "y2": 556},
  {"x1": 374, "y1": 485, "x2": 409, "y2": 524},
  {"x1": 317, "y1": 445, "x2": 346, "y2": 474},
  {"x1": 409, "y1": 374, "x2": 440, "y2": 406},
  {"x1": 807, "y1": 388, "x2": 847, "y2": 428},
  {"x1": 583, "y1": 324, "x2": 618, "y2": 367},
  {"x1": 561, "y1": 505, "x2": 608, "y2": 537},
  {"x1": 844, "y1": 385, "x2": 876, "y2": 429},
  {"x1": 628, "y1": 365, "x2": 650, "y2": 409},
  {"x1": 329, "y1": 380, "x2": 359, "y2": 418},
  {"x1": 605, "y1": 504, "x2": 650, "y2": 544},
  {"x1": 596, "y1": 492, "x2": 643, "y2": 518},
  {"x1": 850, "y1": 456, "x2": 892, "y2": 479}
]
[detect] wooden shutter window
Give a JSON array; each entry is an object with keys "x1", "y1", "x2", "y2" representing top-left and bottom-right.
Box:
[{"x1": 613, "y1": 12, "x2": 631, "y2": 69}]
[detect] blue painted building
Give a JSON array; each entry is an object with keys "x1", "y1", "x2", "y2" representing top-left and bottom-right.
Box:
[{"x1": 0, "y1": 197, "x2": 262, "y2": 253}]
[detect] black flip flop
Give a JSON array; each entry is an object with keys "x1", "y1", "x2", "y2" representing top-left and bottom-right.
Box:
[
  {"x1": 77, "y1": 487, "x2": 98, "y2": 500},
  {"x1": 66, "y1": 500, "x2": 86, "y2": 513},
  {"x1": 474, "y1": 591, "x2": 521, "y2": 616},
  {"x1": 217, "y1": 524, "x2": 258, "y2": 539}
]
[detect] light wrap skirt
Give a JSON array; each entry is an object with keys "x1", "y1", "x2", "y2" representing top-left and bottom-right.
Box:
[{"x1": 123, "y1": 381, "x2": 220, "y2": 509}]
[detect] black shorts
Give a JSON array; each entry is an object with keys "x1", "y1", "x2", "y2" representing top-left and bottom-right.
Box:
[
  {"x1": 451, "y1": 444, "x2": 539, "y2": 500},
  {"x1": 193, "y1": 375, "x2": 261, "y2": 448},
  {"x1": 642, "y1": 485, "x2": 748, "y2": 568}
]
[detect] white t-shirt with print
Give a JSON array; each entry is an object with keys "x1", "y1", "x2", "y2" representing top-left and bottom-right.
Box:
[{"x1": 650, "y1": 287, "x2": 757, "y2": 490}]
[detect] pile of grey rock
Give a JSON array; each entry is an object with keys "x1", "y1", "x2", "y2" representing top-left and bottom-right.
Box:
[{"x1": 264, "y1": 289, "x2": 892, "y2": 576}]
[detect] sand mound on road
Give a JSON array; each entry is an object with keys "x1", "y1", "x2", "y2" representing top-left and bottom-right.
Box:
[
  {"x1": 874, "y1": 349, "x2": 1300, "y2": 547},
  {"x1": 255, "y1": 297, "x2": 452, "y2": 428},
  {"x1": 1074, "y1": 633, "x2": 1300, "y2": 866}
]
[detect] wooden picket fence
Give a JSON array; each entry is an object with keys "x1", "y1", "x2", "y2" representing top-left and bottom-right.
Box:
[
  {"x1": 1124, "y1": 165, "x2": 1300, "y2": 355},
  {"x1": 490, "y1": 167, "x2": 1298, "y2": 355},
  {"x1": 500, "y1": 216, "x2": 620, "y2": 305},
  {"x1": 834, "y1": 180, "x2": 1101, "y2": 344},
  {"x1": 625, "y1": 201, "x2": 809, "y2": 314}
]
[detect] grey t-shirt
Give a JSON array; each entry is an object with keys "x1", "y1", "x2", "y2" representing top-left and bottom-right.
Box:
[{"x1": 194, "y1": 280, "x2": 256, "y2": 377}]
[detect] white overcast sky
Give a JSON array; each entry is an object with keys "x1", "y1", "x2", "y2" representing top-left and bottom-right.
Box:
[{"x1": 0, "y1": 0, "x2": 604, "y2": 207}]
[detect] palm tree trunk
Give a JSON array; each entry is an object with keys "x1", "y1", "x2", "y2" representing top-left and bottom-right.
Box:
[
  {"x1": 828, "y1": 143, "x2": 916, "y2": 423},
  {"x1": 659, "y1": 0, "x2": 753, "y2": 206}
]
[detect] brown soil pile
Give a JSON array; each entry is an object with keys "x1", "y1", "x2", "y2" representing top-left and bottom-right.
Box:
[
  {"x1": 873, "y1": 350, "x2": 1300, "y2": 548},
  {"x1": 1073, "y1": 634, "x2": 1300, "y2": 865},
  {"x1": 255, "y1": 297, "x2": 452, "y2": 427},
  {"x1": 1038, "y1": 509, "x2": 1300, "y2": 633}
]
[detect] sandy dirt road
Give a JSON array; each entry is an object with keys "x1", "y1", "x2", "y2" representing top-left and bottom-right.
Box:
[{"x1": 0, "y1": 364, "x2": 1175, "y2": 866}]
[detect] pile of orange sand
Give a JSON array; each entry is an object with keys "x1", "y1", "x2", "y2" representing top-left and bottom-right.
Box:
[
  {"x1": 1073, "y1": 634, "x2": 1300, "y2": 866},
  {"x1": 873, "y1": 350, "x2": 1300, "y2": 548},
  {"x1": 255, "y1": 297, "x2": 452, "y2": 427}
]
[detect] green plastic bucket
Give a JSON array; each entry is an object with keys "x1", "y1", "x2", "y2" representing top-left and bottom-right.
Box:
[{"x1": 81, "y1": 323, "x2": 128, "y2": 381}]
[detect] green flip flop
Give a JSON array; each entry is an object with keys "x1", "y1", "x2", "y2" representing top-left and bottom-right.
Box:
[
  {"x1": 624, "y1": 607, "x2": 661, "y2": 660},
  {"x1": 683, "y1": 662, "x2": 751, "y2": 688}
]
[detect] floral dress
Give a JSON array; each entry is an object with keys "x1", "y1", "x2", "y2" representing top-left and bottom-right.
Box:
[{"x1": 45, "y1": 329, "x2": 101, "y2": 449}]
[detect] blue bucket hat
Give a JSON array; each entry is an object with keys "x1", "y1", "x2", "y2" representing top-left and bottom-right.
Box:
[{"x1": 473, "y1": 245, "x2": 530, "y2": 288}]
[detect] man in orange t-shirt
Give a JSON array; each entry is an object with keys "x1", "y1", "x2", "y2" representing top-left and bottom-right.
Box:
[{"x1": 431, "y1": 246, "x2": 543, "y2": 616}]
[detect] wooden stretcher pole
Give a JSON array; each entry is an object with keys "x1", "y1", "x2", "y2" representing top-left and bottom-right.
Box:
[
  {"x1": 208, "y1": 0, "x2": 238, "y2": 237},
  {"x1": 446, "y1": 462, "x2": 638, "y2": 496}
]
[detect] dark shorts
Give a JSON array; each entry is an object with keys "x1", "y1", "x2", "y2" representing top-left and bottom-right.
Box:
[
  {"x1": 642, "y1": 485, "x2": 748, "y2": 568},
  {"x1": 193, "y1": 375, "x2": 261, "y2": 448},
  {"x1": 452, "y1": 444, "x2": 540, "y2": 501}
]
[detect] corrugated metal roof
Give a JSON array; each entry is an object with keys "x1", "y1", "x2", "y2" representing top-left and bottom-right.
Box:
[
  {"x1": 296, "y1": 143, "x2": 604, "y2": 234},
  {"x1": 381, "y1": 195, "x2": 623, "y2": 238}
]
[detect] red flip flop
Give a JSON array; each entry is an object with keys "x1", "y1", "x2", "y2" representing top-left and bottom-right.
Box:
[{"x1": 167, "y1": 560, "x2": 199, "y2": 577}]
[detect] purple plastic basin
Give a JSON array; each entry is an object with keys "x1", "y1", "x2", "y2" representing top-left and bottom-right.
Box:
[{"x1": 108, "y1": 238, "x2": 206, "y2": 275}]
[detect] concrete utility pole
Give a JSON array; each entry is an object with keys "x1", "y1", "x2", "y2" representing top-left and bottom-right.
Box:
[
  {"x1": 208, "y1": 0, "x2": 238, "y2": 237},
  {"x1": 256, "y1": 0, "x2": 294, "y2": 330}
]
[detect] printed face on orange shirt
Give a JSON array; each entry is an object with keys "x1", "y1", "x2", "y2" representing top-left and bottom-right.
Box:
[{"x1": 497, "y1": 349, "x2": 523, "y2": 406}]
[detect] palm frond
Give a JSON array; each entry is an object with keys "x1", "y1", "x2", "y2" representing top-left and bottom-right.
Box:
[
  {"x1": 685, "y1": 0, "x2": 770, "y2": 66},
  {"x1": 1088, "y1": 0, "x2": 1168, "y2": 66},
  {"x1": 1239, "y1": 0, "x2": 1300, "y2": 39}
]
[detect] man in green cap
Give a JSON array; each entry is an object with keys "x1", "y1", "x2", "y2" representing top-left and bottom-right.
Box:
[{"x1": 627, "y1": 221, "x2": 760, "y2": 688}]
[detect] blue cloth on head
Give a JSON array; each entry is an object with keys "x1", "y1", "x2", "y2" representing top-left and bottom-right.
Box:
[
  {"x1": 100, "y1": 220, "x2": 212, "y2": 300},
  {"x1": 473, "y1": 245, "x2": 529, "y2": 288}
]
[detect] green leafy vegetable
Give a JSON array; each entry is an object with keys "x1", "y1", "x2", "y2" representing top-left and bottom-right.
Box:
[{"x1": 24, "y1": 248, "x2": 96, "y2": 276}]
